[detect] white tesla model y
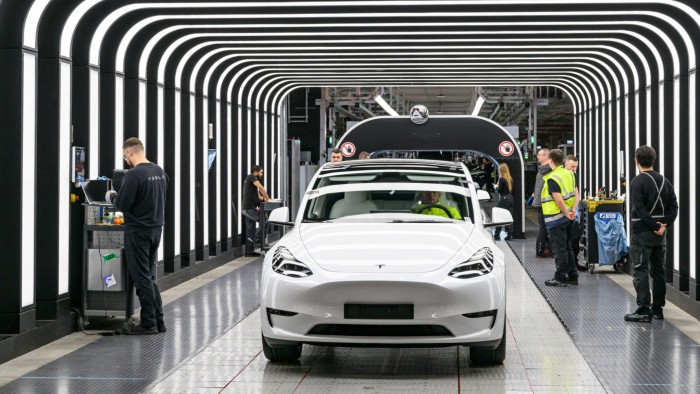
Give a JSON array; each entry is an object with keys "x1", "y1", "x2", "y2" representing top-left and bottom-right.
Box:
[{"x1": 261, "y1": 159, "x2": 513, "y2": 364}]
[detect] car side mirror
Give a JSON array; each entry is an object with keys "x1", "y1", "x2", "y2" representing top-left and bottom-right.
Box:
[
  {"x1": 268, "y1": 207, "x2": 294, "y2": 227},
  {"x1": 476, "y1": 190, "x2": 491, "y2": 202},
  {"x1": 483, "y1": 207, "x2": 514, "y2": 228}
]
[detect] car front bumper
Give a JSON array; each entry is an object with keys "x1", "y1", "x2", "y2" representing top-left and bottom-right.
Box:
[{"x1": 261, "y1": 267, "x2": 505, "y2": 347}]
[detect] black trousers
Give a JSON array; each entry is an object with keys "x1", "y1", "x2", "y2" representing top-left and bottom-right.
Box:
[
  {"x1": 536, "y1": 208, "x2": 550, "y2": 250},
  {"x1": 124, "y1": 228, "x2": 164, "y2": 328},
  {"x1": 496, "y1": 195, "x2": 514, "y2": 236},
  {"x1": 630, "y1": 231, "x2": 667, "y2": 312},
  {"x1": 571, "y1": 219, "x2": 580, "y2": 261},
  {"x1": 243, "y1": 209, "x2": 260, "y2": 252},
  {"x1": 548, "y1": 220, "x2": 577, "y2": 281},
  {"x1": 243, "y1": 208, "x2": 270, "y2": 252}
]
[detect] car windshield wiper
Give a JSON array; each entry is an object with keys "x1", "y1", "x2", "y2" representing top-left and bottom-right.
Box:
[{"x1": 389, "y1": 219, "x2": 454, "y2": 223}]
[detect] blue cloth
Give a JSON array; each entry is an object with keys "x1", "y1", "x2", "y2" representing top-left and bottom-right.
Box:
[{"x1": 594, "y1": 212, "x2": 629, "y2": 265}]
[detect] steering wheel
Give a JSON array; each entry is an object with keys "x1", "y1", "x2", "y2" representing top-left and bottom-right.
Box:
[{"x1": 415, "y1": 203, "x2": 453, "y2": 219}]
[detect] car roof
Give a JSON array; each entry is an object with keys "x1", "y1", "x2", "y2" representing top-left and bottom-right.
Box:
[{"x1": 320, "y1": 159, "x2": 468, "y2": 176}]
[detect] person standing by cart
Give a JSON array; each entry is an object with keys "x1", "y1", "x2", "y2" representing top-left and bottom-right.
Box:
[
  {"x1": 565, "y1": 155, "x2": 586, "y2": 272},
  {"x1": 106, "y1": 137, "x2": 168, "y2": 335},
  {"x1": 624, "y1": 146, "x2": 678, "y2": 322}
]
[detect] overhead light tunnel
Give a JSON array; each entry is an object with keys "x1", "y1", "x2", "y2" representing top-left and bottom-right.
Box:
[{"x1": 0, "y1": 0, "x2": 698, "y2": 340}]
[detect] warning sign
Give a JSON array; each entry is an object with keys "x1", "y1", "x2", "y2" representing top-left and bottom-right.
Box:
[
  {"x1": 498, "y1": 141, "x2": 515, "y2": 157},
  {"x1": 340, "y1": 142, "x2": 356, "y2": 157}
]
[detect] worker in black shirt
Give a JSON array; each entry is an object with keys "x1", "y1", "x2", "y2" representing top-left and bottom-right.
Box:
[
  {"x1": 624, "y1": 145, "x2": 678, "y2": 322},
  {"x1": 106, "y1": 138, "x2": 168, "y2": 335},
  {"x1": 242, "y1": 165, "x2": 270, "y2": 257},
  {"x1": 481, "y1": 158, "x2": 495, "y2": 192},
  {"x1": 495, "y1": 163, "x2": 514, "y2": 240}
]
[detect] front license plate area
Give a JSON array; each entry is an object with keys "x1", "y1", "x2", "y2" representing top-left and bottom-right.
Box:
[{"x1": 344, "y1": 304, "x2": 414, "y2": 319}]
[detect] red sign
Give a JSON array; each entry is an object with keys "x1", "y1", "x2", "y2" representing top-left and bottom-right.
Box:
[
  {"x1": 498, "y1": 141, "x2": 514, "y2": 157},
  {"x1": 340, "y1": 142, "x2": 356, "y2": 157}
]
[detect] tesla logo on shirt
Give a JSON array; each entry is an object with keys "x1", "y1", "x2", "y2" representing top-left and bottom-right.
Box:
[
  {"x1": 376, "y1": 264, "x2": 386, "y2": 269},
  {"x1": 147, "y1": 175, "x2": 166, "y2": 182}
]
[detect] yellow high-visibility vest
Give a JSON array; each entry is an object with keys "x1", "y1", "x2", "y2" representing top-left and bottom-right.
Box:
[{"x1": 541, "y1": 166, "x2": 576, "y2": 229}]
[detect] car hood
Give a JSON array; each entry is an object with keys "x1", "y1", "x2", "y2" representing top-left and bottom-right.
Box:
[{"x1": 298, "y1": 222, "x2": 473, "y2": 273}]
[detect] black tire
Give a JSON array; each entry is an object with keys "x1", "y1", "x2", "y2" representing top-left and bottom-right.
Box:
[
  {"x1": 470, "y1": 322, "x2": 507, "y2": 365},
  {"x1": 262, "y1": 333, "x2": 302, "y2": 362}
]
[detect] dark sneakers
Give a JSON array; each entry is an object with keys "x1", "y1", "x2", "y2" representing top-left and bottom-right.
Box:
[
  {"x1": 567, "y1": 277, "x2": 579, "y2": 285},
  {"x1": 624, "y1": 313, "x2": 652, "y2": 322},
  {"x1": 624, "y1": 309, "x2": 653, "y2": 322},
  {"x1": 123, "y1": 324, "x2": 158, "y2": 335},
  {"x1": 536, "y1": 249, "x2": 554, "y2": 258},
  {"x1": 545, "y1": 278, "x2": 568, "y2": 287},
  {"x1": 651, "y1": 308, "x2": 664, "y2": 320},
  {"x1": 157, "y1": 320, "x2": 167, "y2": 333}
]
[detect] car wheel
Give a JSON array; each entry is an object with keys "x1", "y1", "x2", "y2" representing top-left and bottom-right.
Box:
[
  {"x1": 262, "y1": 333, "x2": 302, "y2": 362},
  {"x1": 469, "y1": 321, "x2": 507, "y2": 365}
]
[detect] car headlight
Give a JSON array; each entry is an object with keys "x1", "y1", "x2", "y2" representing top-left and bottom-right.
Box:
[
  {"x1": 272, "y1": 246, "x2": 313, "y2": 278},
  {"x1": 448, "y1": 247, "x2": 494, "y2": 279}
]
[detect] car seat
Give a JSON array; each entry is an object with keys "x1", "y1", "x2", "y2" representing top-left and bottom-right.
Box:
[{"x1": 329, "y1": 191, "x2": 378, "y2": 219}]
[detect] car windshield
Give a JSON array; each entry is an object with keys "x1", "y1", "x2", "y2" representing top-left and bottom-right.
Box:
[{"x1": 303, "y1": 173, "x2": 472, "y2": 223}]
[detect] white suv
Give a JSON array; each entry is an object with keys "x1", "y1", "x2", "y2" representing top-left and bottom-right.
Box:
[{"x1": 261, "y1": 159, "x2": 513, "y2": 364}]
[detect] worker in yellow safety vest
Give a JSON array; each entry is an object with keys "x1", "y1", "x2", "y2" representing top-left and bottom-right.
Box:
[
  {"x1": 412, "y1": 191, "x2": 462, "y2": 219},
  {"x1": 540, "y1": 149, "x2": 579, "y2": 287}
]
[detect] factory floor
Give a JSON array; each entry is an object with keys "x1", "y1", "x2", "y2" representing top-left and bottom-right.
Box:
[{"x1": 1, "y1": 216, "x2": 698, "y2": 393}]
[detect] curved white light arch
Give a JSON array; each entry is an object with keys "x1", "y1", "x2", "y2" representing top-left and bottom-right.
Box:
[
  {"x1": 200, "y1": 48, "x2": 624, "y2": 234},
  {"x1": 60, "y1": 0, "x2": 104, "y2": 57},
  {"x1": 57, "y1": 0, "x2": 698, "y2": 200},
  {"x1": 83, "y1": 5, "x2": 699, "y2": 68},
  {"x1": 220, "y1": 59, "x2": 595, "y2": 195},
  {"x1": 130, "y1": 14, "x2": 672, "y2": 240},
  {"x1": 244, "y1": 67, "x2": 597, "y2": 179},
  {"x1": 157, "y1": 32, "x2": 650, "y2": 88},
  {"x1": 184, "y1": 36, "x2": 632, "y2": 98},
  {"x1": 264, "y1": 75, "x2": 585, "y2": 229},
  {"x1": 167, "y1": 28, "x2": 643, "y2": 91},
  {"x1": 45, "y1": 0, "x2": 698, "y2": 287},
  {"x1": 23, "y1": 0, "x2": 52, "y2": 49},
  {"x1": 113, "y1": 18, "x2": 683, "y2": 77}
]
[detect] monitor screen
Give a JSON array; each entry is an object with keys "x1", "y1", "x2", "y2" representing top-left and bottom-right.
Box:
[
  {"x1": 112, "y1": 169, "x2": 128, "y2": 192},
  {"x1": 80, "y1": 180, "x2": 110, "y2": 204}
]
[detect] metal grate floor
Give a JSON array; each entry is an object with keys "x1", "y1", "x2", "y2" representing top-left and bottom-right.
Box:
[
  {"x1": 0, "y1": 260, "x2": 263, "y2": 394},
  {"x1": 145, "y1": 238, "x2": 606, "y2": 393},
  {"x1": 2, "y1": 216, "x2": 698, "y2": 393},
  {"x1": 507, "y1": 216, "x2": 700, "y2": 393}
]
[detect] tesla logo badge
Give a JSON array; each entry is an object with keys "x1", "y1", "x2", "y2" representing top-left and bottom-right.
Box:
[
  {"x1": 376, "y1": 264, "x2": 386, "y2": 269},
  {"x1": 410, "y1": 104, "x2": 429, "y2": 124}
]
